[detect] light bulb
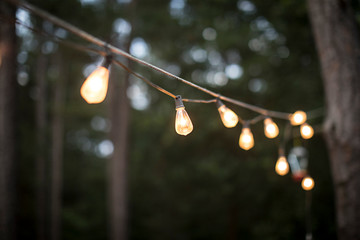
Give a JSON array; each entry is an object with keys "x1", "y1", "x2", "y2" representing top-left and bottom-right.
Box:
[
  {"x1": 216, "y1": 100, "x2": 238, "y2": 128},
  {"x1": 264, "y1": 118, "x2": 279, "y2": 138},
  {"x1": 80, "y1": 66, "x2": 109, "y2": 104},
  {"x1": 300, "y1": 123, "x2": 314, "y2": 139},
  {"x1": 275, "y1": 156, "x2": 289, "y2": 176},
  {"x1": 301, "y1": 176, "x2": 315, "y2": 191},
  {"x1": 290, "y1": 110, "x2": 307, "y2": 126},
  {"x1": 175, "y1": 96, "x2": 193, "y2": 136},
  {"x1": 239, "y1": 125, "x2": 254, "y2": 150}
]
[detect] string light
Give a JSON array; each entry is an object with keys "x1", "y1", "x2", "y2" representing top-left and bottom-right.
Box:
[
  {"x1": 275, "y1": 155, "x2": 289, "y2": 176},
  {"x1": 239, "y1": 123, "x2": 254, "y2": 150},
  {"x1": 8, "y1": 3, "x2": 320, "y2": 128},
  {"x1": 301, "y1": 176, "x2": 315, "y2": 191},
  {"x1": 300, "y1": 123, "x2": 314, "y2": 139},
  {"x1": 264, "y1": 117, "x2": 279, "y2": 138},
  {"x1": 6, "y1": 0, "x2": 324, "y2": 187},
  {"x1": 174, "y1": 95, "x2": 193, "y2": 136},
  {"x1": 216, "y1": 99, "x2": 239, "y2": 128},
  {"x1": 80, "y1": 56, "x2": 112, "y2": 104},
  {"x1": 290, "y1": 110, "x2": 307, "y2": 126}
]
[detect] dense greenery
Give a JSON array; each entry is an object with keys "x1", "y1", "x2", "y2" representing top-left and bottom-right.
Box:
[{"x1": 15, "y1": 0, "x2": 335, "y2": 239}]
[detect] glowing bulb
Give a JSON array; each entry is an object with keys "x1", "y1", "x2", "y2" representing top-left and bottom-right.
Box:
[
  {"x1": 301, "y1": 176, "x2": 315, "y2": 191},
  {"x1": 264, "y1": 118, "x2": 279, "y2": 138},
  {"x1": 239, "y1": 125, "x2": 254, "y2": 150},
  {"x1": 216, "y1": 100, "x2": 238, "y2": 128},
  {"x1": 290, "y1": 110, "x2": 307, "y2": 126},
  {"x1": 80, "y1": 66, "x2": 109, "y2": 104},
  {"x1": 300, "y1": 123, "x2": 314, "y2": 139},
  {"x1": 175, "y1": 96, "x2": 193, "y2": 136},
  {"x1": 275, "y1": 156, "x2": 289, "y2": 176}
]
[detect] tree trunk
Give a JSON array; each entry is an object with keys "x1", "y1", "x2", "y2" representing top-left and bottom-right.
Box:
[
  {"x1": 108, "y1": 60, "x2": 131, "y2": 240},
  {"x1": 35, "y1": 52, "x2": 48, "y2": 240},
  {"x1": 0, "y1": 2, "x2": 17, "y2": 240},
  {"x1": 107, "y1": 1, "x2": 135, "y2": 239},
  {"x1": 307, "y1": 0, "x2": 360, "y2": 239},
  {"x1": 50, "y1": 52, "x2": 66, "y2": 240},
  {"x1": 107, "y1": 31, "x2": 133, "y2": 240}
]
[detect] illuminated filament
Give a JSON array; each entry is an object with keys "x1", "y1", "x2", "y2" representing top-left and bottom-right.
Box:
[
  {"x1": 264, "y1": 118, "x2": 279, "y2": 138},
  {"x1": 80, "y1": 66, "x2": 110, "y2": 104},
  {"x1": 301, "y1": 176, "x2": 315, "y2": 191},
  {"x1": 300, "y1": 123, "x2": 314, "y2": 139},
  {"x1": 175, "y1": 96, "x2": 193, "y2": 136},
  {"x1": 275, "y1": 156, "x2": 289, "y2": 176},
  {"x1": 239, "y1": 125, "x2": 254, "y2": 150},
  {"x1": 175, "y1": 107, "x2": 193, "y2": 136},
  {"x1": 290, "y1": 110, "x2": 307, "y2": 126},
  {"x1": 217, "y1": 100, "x2": 238, "y2": 128}
]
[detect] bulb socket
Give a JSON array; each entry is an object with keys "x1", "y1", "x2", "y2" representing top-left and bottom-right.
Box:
[
  {"x1": 216, "y1": 99, "x2": 225, "y2": 109},
  {"x1": 242, "y1": 121, "x2": 250, "y2": 129},
  {"x1": 278, "y1": 147, "x2": 285, "y2": 157},
  {"x1": 175, "y1": 95, "x2": 184, "y2": 109},
  {"x1": 101, "y1": 55, "x2": 113, "y2": 69}
]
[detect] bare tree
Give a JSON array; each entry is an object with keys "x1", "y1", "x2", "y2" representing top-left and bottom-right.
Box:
[
  {"x1": 0, "y1": 2, "x2": 17, "y2": 240},
  {"x1": 307, "y1": 0, "x2": 360, "y2": 239}
]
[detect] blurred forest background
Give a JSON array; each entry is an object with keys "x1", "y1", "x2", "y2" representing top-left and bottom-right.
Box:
[{"x1": 1, "y1": 0, "x2": 360, "y2": 239}]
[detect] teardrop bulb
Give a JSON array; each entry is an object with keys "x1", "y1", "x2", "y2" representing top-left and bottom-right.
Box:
[
  {"x1": 175, "y1": 107, "x2": 193, "y2": 136},
  {"x1": 80, "y1": 66, "x2": 109, "y2": 104},
  {"x1": 275, "y1": 156, "x2": 289, "y2": 176},
  {"x1": 239, "y1": 127, "x2": 254, "y2": 150},
  {"x1": 300, "y1": 123, "x2": 314, "y2": 139},
  {"x1": 290, "y1": 110, "x2": 307, "y2": 126},
  {"x1": 301, "y1": 176, "x2": 315, "y2": 191},
  {"x1": 218, "y1": 105, "x2": 238, "y2": 128},
  {"x1": 264, "y1": 118, "x2": 279, "y2": 138}
]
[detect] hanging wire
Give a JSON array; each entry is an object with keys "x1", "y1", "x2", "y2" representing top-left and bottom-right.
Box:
[
  {"x1": 3, "y1": 0, "x2": 325, "y2": 125},
  {"x1": 8, "y1": 16, "x2": 290, "y2": 121},
  {"x1": 307, "y1": 107, "x2": 324, "y2": 120},
  {"x1": 9, "y1": 17, "x2": 259, "y2": 106},
  {"x1": 4, "y1": 0, "x2": 303, "y2": 120},
  {"x1": 10, "y1": 17, "x2": 322, "y2": 132},
  {"x1": 5, "y1": 16, "x2": 178, "y2": 99},
  {"x1": 249, "y1": 115, "x2": 266, "y2": 125},
  {"x1": 112, "y1": 59, "x2": 177, "y2": 99},
  {"x1": 182, "y1": 99, "x2": 217, "y2": 103}
]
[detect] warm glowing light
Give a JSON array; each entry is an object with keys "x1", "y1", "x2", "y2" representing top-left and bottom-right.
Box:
[
  {"x1": 175, "y1": 107, "x2": 193, "y2": 136},
  {"x1": 301, "y1": 176, "x2": 315, "y2": 191},
  {"x1": 239, "y1": 126, "x2": 254, "y2": 150},
  {"x1": 264, "y1": 118, "x2": 279, "y2": 138},
  {"x1": 275, "y1": 156, "x2": 289, "y2": 176},
  {"x1": 300, "y1": 123, "x2": 314, "y2": 139},
  {"x1": 174, "y1": 96, "x2": 193, "y2": 136},
  {"x1": 80, "y1": 66, "x2": 110, "y2": 104},
  {"x1": 290, "y1": 110, "x2": 307, "y2": 125},
  {"x1": 217, "y1": 102, "x2": 238, "y2": 128}
]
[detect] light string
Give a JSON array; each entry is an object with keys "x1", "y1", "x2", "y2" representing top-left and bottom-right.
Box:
[
  {"x1": 9, "y1": 15, "x2": 274, "y2": 128},
  {"x1": 4, "y1": 0, "x2": 321, "y2": 190},
  {"x1": 2, "y1": 14, "x2": 179, "y2": 99},
  {"x1": 8, "y1": 16, "x2": 307, "y2": 128},
  {"x1": 5, "y1": 0, "x2": 296, "y2": 120}
]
